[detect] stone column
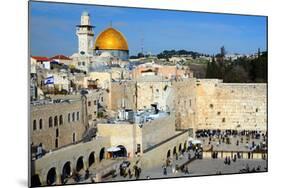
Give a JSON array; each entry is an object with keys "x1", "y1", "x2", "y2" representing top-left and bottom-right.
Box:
[
  {"x1": 84, "y1": 160, "x2": 89, "y2": 171},
  {"x1": 56, "y1": 172, "x2": 62, "y2": 185}
]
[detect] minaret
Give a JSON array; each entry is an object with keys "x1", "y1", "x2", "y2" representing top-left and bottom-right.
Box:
[{"x1": 76, "y1": 11, "x2": 95, "y2": 55}]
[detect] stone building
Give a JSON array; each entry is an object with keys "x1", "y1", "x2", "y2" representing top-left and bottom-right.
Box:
[
  {"x1": 109, "y1": 75, "x2": 173, "y2": 112},
  {"x1": 131, "y1": 62, "x2": 193, "y2": 80},
  {"x1": 109, "y1": 80, "x2": 137, "y2": 111},
  {"x1": 31, "y1": 97, "x2": 88, "y2": 152},
  {"x1": 50, "y1": 55, "x2": 72, "y2": 66},
  {"x1": 31, "y1": 87, "x2": 109, "y2": 150}
]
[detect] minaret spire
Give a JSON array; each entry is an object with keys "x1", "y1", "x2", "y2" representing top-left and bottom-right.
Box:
[{"x1": 76, "y1": 11, "x2": 95, "y2": 55}]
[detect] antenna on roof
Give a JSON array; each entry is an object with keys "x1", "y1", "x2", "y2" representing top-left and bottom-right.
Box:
[{"x1": 141, "y1": 31, "x2": 144, "y2": 55}]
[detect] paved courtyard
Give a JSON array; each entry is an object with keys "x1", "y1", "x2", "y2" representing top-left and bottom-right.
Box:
[
  {"x1": 63, "y1": 132, "x2": 267, "y2": 184},
  {"x1": 199, "y1": 135, "x2": 266, "y2": 152},
  {"x1": 107, "y1": 154, "x2": 267, "y2": 182}
]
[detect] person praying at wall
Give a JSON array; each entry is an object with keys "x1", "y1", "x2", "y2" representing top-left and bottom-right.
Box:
[
  {"x1": 233, "y1": 154, "x2": 237, "y2": 162},
  {"x1": 163, "y1": 166, "x2": 167, "y2": 175},
  {"x1": 228, "y1": 157, "x2": 231, "y2": 165}
]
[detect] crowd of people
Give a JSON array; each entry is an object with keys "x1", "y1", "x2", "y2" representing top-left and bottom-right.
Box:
[
  {"x1": 196, "y1": 129, "x2": 267, "y2": 139},
  {"x1": 196, "y1": 129, "x2": 267, "y2": 152}
]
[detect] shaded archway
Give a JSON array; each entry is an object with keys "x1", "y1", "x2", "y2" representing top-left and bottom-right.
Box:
[
  {"x1": 116, "y1": 145, "x2": 127, "y2": 157},
  {"x1": 179, "y1": 143, "x2": 182, "y2": 153},
  {"x1": 173, "y1": 146, "x2": 177, "y2": 156},
  {"x1": 76, "y1": 156, "x2": 84, "y2": 172},
  {"x1": 88, "y1": 152, "x2": 95, "y2": 167},
  {"x1": 46, "y1": 167, "x2": 56, "y2": 185},
  {"x1": 62, "y1": 161, "x2": 71, "y2": 183},
  {"x1": 167, "y1": 150, "x2": 171, "y2": 158},
  {"x1": 99, "y1": 147, "x2": 105, "y2": 161}
]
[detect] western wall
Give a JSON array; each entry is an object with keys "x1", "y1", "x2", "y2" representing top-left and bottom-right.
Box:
[{"x1": 173, "y1": 79, "x2": 267, "y2": 132}]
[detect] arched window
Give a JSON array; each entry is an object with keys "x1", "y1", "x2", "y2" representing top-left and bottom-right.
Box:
[
  {"x1": 68, "y1": 113, "x2": 71, "y2": 123},
  {"x1": 76, "y1": 112, "x2": 80, "y2": 121},
  {"x1": 73, "y1": 133, "x2": 76, "y2": 143},
  {"x1": 54, "y1": 116, "x2": 58, "y2": 127},
  {"x1": 59, "y1": 115, "x2": 63, "y2": 125},
  {"x1": 33, "y1": 120, "x2": 37, "y2": 131},
  {"x1": 39, "y1": 119, "x2": 43, "y2": 129},
  {"x1": 49, "y1": 117, "x2": 53, "y2": 128},
  {"x1": 55, "y1": 139, "x2": 58, "y2": 148},
  {"x1": 72, "y1": 112, "x2": 75, "y2": 122}
]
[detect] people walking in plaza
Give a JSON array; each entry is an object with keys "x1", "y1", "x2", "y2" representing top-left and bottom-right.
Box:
[
  {"x1": 172, "y1": 165, "x2": 175, "y2": 174},
  {"x1": 128, "y1": 168, "x2": 132, "y2": 178},
  {"x1": 184, "y1": 165, "x2": 189, "y2": 174}
]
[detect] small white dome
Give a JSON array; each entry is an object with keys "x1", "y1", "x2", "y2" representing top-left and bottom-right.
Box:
[{"x1": 100, "y1": 51, "x2": 113, "y2": 58}]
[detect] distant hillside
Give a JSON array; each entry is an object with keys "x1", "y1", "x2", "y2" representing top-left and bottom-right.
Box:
[{"x1": 156, "y1": 49, "x2": 210, "y2": 59}]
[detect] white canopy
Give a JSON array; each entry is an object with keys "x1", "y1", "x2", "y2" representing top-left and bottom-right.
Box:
[
  {"x1": 106, "y1": 147, "x2": 121, "y2": 152},
  {"x1": 191, "y1": 139, "x2": 202, "y2": 145}
]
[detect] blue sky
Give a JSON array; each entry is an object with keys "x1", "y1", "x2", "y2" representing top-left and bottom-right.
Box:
[{"x1": 30, "y1": 1, "x2": 267, "y2": 56}]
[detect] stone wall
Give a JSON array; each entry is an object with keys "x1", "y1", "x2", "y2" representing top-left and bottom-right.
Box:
[
  {"x1": 97, "y1": 113, "x2": 177, "y2": 156},
  {"x1": 110, "y1": 81, "x2": 137, "y2": 111},
  {"x1": 173, "y1": 79, "x2": 267, "y2": 132},
  {"x1": 195, "y1": 80, "x2": 267, "y2": 131},
  {"x1": 97, "y1": 123, "x2": 141, "y2": 158},
  {"x1": 141, "y1": 114, "x2": 176, "y2": 150},
  {"x1": 172, "y1": 79, "x2": 197, "y2": 130},
  {"x1": 136, "y1": 77, "x2": 172, "y2": 111},
  {"x1": 141, "y1": 131, "x2": 190, "y2": 169}
]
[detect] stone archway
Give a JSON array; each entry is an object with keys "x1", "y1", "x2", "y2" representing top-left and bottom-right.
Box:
[
  {"x1": 62, "y1": 161, "x2": 71, "y2": 183},
  {"x1": 173, "y1": 146, "x2": 177, "y2": 156},
  {"x1": 167, "y1": 150, "x2": 171, "y2": 158},
  {"x1": 116, "y1": 145, "x2": 127, "y2": 157},
  {"x1": 76, "y1": 156, "x2": 84, "y2": 172},
  {"x1": 179, "y1": 143, "x2": 182, "y2": 153},
  {"x1": 99, "y1": 147, "x2": 105, "y2": 161},
  {"x1": 46, "y1": 167, "x2": 56, "y2": 185},
  {"x1": 88, "y1": 152, "x2": 95, "y2": 167}
]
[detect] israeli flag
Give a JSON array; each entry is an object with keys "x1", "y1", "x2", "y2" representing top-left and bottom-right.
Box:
[{"x1": 44, "y1": 76, "x2": 54, "y2": 85}]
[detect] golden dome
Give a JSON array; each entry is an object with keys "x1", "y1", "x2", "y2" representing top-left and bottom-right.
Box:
[{"x1": 94, "y1": 27, "x2": 129, "y2": 51}]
